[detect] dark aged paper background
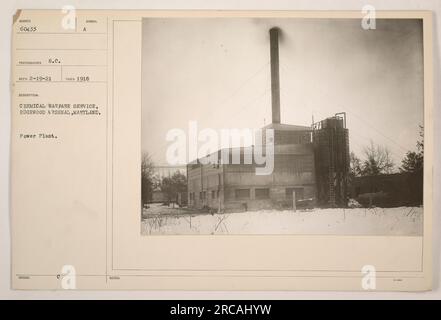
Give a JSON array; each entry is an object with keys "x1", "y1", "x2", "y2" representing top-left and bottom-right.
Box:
[{"x1": 10, "y1": 10, "x2": 433, "y2": 290}]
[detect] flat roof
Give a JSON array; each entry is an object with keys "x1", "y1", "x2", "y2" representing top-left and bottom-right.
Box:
[{"x1": 262, "y1": 122, "x2": 312, "y2": 131}]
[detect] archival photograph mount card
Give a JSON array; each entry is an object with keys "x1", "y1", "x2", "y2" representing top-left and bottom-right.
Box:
[{"x1": 10, "y1": 10, "x2": 433, "y2": 291}]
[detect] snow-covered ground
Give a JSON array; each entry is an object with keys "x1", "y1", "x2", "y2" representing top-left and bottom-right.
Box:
[{"x1": 141, "y1": 205, "x2": 423, "y2": 236}]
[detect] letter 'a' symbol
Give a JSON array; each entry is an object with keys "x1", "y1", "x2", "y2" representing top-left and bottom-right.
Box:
[
  {"x1": 361, "y1": 5, "x2": 376, "y2": 30},
  {"x1": 60, "y1": 265, "x2": 76, "y2": 289},
  {"x1": 61, "y1": 5, "x2": 76, "y2": 30},
  {"x1": 361, "y1": 265, "x2": 376, "y2": 290}
]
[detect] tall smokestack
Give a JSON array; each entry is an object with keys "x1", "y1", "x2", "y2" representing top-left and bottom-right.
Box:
[{"x1": 269, "y1": 27, "x2": 281, "y2": 124}]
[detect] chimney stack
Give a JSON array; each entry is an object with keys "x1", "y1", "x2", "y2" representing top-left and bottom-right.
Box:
[{"x1": 269, "y1": 27, "x2": 281, "y2": 124}]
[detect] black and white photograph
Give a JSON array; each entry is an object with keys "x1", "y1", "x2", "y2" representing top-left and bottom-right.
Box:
[
  {"x1": 4, "y1": 3, "x2": 437, "y2": 295},
  {"x1": 141, "y1": 18, "x2": 424, "y2": 236}
]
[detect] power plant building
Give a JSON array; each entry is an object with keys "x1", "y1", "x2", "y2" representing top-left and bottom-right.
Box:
[{"x1": 187, "y1": 27, "x2": 350, "y2": 211}]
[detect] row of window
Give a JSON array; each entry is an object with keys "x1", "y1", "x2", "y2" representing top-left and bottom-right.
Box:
[
  {"x1": 235, "y1": 187, "x2": 305, "y2": 200},
  {"x1": 234, "y1": 187, "x2": 305, "y2": 200},
  {"x1": 234, "y1": 188, "x2": 270, "y2": 199},
  {"x1": 189, "y1": 190, "x2": 220, "y2": 201},
  {"x1": 190, "y1": 187, "x2": 305, "y2": 202}
]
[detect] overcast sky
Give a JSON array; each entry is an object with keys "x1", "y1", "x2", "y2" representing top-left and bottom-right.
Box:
[{"x1": 142, "y1": 18, "x2": 423, "y2": 167}]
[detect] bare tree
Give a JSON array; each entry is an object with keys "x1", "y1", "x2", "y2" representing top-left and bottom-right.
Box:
[
  {"x1": 160, "y1": 171, "x2": 187, "y2": 206},
  {"x1": 350, "y1": 151, "x2": 362, "y2": 177},
  {"x1": 400, "y1": 125, "x2": 423, "y2": 173},
  {"x1": 399, "y1": 125, "x2": 424, "y2": 204},
  {"x1": 361, "y1": 141, "x2": 395, "y2": 176},
  {"x1": 141, "y1": 152, "x2": 155, "y2": 206}
]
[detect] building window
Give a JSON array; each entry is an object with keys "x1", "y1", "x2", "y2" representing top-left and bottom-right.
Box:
[
  {"x1": 202, "y1": 191, "x2": 206, "y2": 200},
  {"x1": 255, "y1": 188, "x2": 270, "y2": 199},
  {"x1": 235, "y1": 188, "x2": 250, "y2": 200},
  {"x1": 286, "y1": 188, "x2": 304, "y2": 200},
  {"x1": 199, "y1": 192, "x2": 202, "y2": 200},
  {"x1": 212, "y1": 190, "x2": 216, "y2": 199}
]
